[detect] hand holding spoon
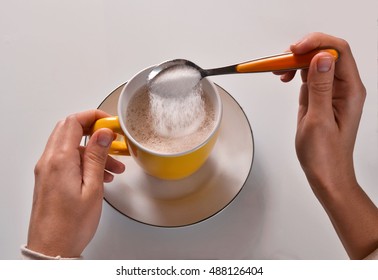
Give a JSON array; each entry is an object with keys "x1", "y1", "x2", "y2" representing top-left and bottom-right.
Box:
[{"x1": 146, "y1": 48, "x2": 338, "y2": 138}]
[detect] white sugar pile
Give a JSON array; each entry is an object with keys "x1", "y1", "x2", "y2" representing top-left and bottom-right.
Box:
[{"x1": 148, "y1": 65, "x2": 204, "y2": 138}]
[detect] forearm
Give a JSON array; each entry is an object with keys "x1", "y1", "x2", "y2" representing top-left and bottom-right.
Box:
[{"x1": 309, "y1": 178, "x2": 378, "y2": 259}]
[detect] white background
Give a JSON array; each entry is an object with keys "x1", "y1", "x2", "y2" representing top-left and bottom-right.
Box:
[{"x1": 0, "y1": 0, "x2": 377, "y2": 259}]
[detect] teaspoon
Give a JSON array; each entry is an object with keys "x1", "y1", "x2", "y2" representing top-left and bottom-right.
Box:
[{"x1": 148, "y1": 48, "x2": 339, "y2": 83}]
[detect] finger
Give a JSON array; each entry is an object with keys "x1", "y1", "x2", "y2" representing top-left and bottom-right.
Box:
[
  {"x1": 306, "y1": 52, "x2": 336, "y2": 118},
  {"x1": 44, "y1": 110, "x2": 110, "y2": 154},
  {"x1": 74, "y1": 109, "x2": 112, "y2": 135},
  {"x1": 103, "y1": 171, "x2": 114, "y2": 183},
  {"x1": 273, "y1": 70, "x2": 297, "y2": 82},
  {"x1": 82, "y1": 128, "x2": 114, "y2": 189},
  {"x1": 297, "y1": 83, "x2": 309, "y2": 125},
  {"x1": 79, "y1": 147, "x2": 125, "y2": 175},
  {"x1": 290, "y1": 32, "x2": 342, "y2": 54},
  {"x1": 44, "y1": 115, "x2": 84, "y2": 154},
  {"x1": 105, "y1": 155, "x2": 126, "y2": 174},
  {"x1": 42, "y1": 119, "x2": 67, "y2": 153},
  {"x1": 280, "y1": 70, "x2": 297, "y2": 83},
  {"x1": 290, "y1": 32, "x2": 360, "y2": 83},
  {"x1": 300, "y1": 69, "x2": 308, "y2": 83},
  {"x1": 81, "y1": 141, "x2": 125, "y2": 175},
  {"x1": 272, "y1": 71, "x2": 285, "y2": 75}
]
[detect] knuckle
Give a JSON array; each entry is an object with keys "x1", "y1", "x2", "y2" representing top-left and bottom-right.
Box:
[
  {"x1": 55, "y1": 118, "x2": 66, "y2": 129},
  {"x1": 65, "y1": 114, "x2": 77, "y2": 123},
  {"x1": 56, "y1": 114, "x2": 79, "y2": 131},
  {"x1": 64, "y1": 114, "x2": 80, "y2": 129},
  {"x1": 309, "y1": 80, "x2": 332, "y2": 94},
  {"x1": 86, "y1": 149, "x2": 107, "y2": 166},
  {"x1": 360, "y1": 84, "x2": 367, "y2": 101},
  {"x1": 348, "y1": 83, "x2": 366, "y2": 106},
  {"x1": 34, "y1": 159, "x2": 44, "y2": 177},
  {"x1": 305, "y1": 115, "x2": 333, "y2": 133},
  {"x1": 305, "y1": 114, "x2": 323, "y2": 127},
  {"x1": 338, "y1": 38, "x2": 351, "y2": 53},
  {"x1": 312, "y1": 31, "x2": 325, "y2": 39},
  {"x1": 35, "y1": 151, "x2": 69, "y2": 175}
]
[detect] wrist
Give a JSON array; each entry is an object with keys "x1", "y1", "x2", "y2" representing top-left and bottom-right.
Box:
[
  {"x1": 26, "y1": 235, "x2": 83, "y2": 259},
  {"x1": 21, "y1": 245, "x2": 82, "y2": 260},
  {"x1": 301, "y1": 159, "x2": 358, "y2": 194}
]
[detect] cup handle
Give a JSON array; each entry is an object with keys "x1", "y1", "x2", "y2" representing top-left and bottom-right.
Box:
[{"x1": 91, "y1": 116, "x2": 130, "y2": 155}]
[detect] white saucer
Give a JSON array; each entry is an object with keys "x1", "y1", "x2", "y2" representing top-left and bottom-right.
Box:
[{"x1": 98, "y1": 83, "x2": 254, "y2": 227}]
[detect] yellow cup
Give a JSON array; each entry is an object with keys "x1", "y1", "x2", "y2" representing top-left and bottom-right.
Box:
[{"x1": 92, "y1": 66, "x2": 222, "y2": 180}]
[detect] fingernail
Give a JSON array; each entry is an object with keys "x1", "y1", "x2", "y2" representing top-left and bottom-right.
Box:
[
  {"x1": 317, "y1": 56, "x2": 333, "y2": 73},
  {"x1": 97, "y1": 131, "x2": 113, "y2": 147}
]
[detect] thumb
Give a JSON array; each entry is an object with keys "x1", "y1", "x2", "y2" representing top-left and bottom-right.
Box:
[
  {"x1": 307, "y1": 53, "x2": 335, "y2": 117},
  {"x1": 83, "y1": 128, "x2": 114, "y2": 187}
]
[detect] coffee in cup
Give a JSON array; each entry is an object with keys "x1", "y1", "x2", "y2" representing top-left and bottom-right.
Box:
[
  {"x1": 92, "y1": 66, "x2": 222, "y2": 180},
  {"x1": 125, "y1": 85, "x2": 216, "y2": 154}
]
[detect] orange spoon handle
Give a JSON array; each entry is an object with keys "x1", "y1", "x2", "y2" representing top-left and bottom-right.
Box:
[{"x1": 235, "y1": 48, "x2": 339, "y2": 73}]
